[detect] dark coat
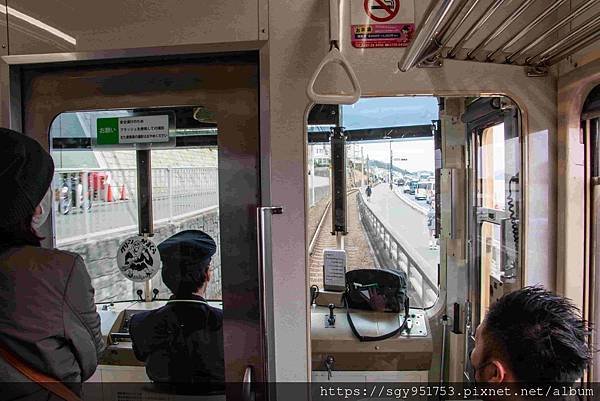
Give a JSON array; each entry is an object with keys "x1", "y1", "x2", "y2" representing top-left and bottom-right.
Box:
[
  {"x1": 0, "y1": 246, "x2": 105, "y2": 398},
  {"x1": 129, "y1": 295, "x2": 224, "y2": 387}
]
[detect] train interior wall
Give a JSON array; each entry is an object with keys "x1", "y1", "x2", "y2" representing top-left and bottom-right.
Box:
[{"x1": 0, "y1": 0, "x2": 597, "y2": 381}]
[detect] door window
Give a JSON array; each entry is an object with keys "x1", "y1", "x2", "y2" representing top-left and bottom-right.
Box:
[{"x1": 50, "y1": 107, "x2": 222, "y2": 303}]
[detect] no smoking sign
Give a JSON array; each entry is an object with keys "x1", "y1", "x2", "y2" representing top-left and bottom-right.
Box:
[
  {"x1": 352, "y1": 0, "x2": 414, "y2": 48},
  {"x1": 364, "y1": 0, "x2": 399, "y2": 23}
]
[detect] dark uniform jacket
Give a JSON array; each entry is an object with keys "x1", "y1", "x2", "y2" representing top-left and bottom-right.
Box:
[
  {"x1": 129, "y1": 295, "x2": 224, "y2": 387},
  {"x1": 0, "y1": 246, "x2": 105, "y2": 398}
]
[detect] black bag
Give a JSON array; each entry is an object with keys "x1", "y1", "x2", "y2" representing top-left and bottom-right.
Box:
[{"x1": 344, "y1": 269, "x2": 410, "y2": 342}]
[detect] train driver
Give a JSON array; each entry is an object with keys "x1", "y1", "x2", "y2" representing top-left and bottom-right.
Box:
[
  {"x1": 470, "y1": 286, "x2": 591, "y2": 385},
  {"x1": 130, "y1": 230, "x2": 224, "y2": 389}
]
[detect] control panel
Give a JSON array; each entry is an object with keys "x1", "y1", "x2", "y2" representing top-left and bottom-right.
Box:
[
  {"x1": 311, "y1": 303, "x2": 433, "y2": 378},
  {"x1": 96, "y1": 300, "x2": 222, "y2": 366}
]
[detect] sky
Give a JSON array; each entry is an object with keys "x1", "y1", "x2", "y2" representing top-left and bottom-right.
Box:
[{"x1": 341, "y1": 97, "x2": 438, "y2": 172}]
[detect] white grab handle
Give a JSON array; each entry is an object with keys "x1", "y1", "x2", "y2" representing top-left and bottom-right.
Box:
[{"x1": 306, "y1": 47, "x2": 361, "y2": 105}]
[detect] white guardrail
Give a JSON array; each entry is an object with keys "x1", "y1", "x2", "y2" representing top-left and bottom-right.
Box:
[
  {"x1": 53, "y1": 167, "x2": 218, "y2": 245},
  {"x1": 357, "y1": 191, "x2": 439, "y2": 308}
]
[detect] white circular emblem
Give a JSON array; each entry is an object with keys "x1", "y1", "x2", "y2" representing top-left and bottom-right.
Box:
[{"x1": 117, "y1": 236, "x2": 161, "y2": 282}]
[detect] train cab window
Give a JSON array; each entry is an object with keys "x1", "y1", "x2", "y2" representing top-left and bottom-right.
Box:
[
  {"x1": 307, "y1": 97, "x2": 440, "y2": 307},
  {"x1": 49, "y1": 107, "x2": 222, "y2": 303}
]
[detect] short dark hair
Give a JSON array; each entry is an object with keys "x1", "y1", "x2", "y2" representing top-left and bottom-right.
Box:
[
  {"x1": 483, "y1": 286, "x2": 592, "y2": 383},
  {"x1": 0, "y1": 212, "x2": 42, "y2": 250},
  {"x1": 175, "y1": 259, "x2": 211, "y2": 297}
]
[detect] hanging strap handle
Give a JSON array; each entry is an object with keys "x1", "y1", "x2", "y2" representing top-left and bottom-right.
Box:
[
  {"x1": 0, "y1": 342, "x2": 82, "y2": 401},
  {"x1": 306, "y1": 0, "x2": 361, "y2": 105}
]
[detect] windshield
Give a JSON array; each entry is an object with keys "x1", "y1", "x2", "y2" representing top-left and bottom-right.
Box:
[{"x1": 49, "y1": 107, "x2": 222, "y2": 303}]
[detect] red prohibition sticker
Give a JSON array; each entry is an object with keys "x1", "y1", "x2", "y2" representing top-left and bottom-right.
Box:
[{"x1": 364, "y1": 0, "x2": 400, "y2": 23}]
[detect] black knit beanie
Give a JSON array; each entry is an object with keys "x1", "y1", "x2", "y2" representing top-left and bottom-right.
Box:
[{"x1": 0, "y1": 128, "x2": 54, "y2": 227}]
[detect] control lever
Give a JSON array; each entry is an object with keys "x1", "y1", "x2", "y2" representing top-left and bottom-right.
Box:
[
  {"x1": 310, "y1": 285, "x2": 320, "y2": 306},
  {"x1": 136, "y1": 289, "x2": 144, "y2": 302},
  {"x1": 327, "y1": 304, "x2": 336, "y2": 327},
  {"x1": 404, "y1": 316, "x2": 413, "y2": 333},
  {"x1": 151, "y1": 288, "x2": 159, "y2": 301},
  {"x1": 325, "y1": 355, "x2": 335, "y2": 381}
]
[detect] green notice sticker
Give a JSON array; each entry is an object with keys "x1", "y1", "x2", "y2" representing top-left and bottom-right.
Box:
[{"x1": 96, "y1": 117, "x2": 119, "y2": 145}]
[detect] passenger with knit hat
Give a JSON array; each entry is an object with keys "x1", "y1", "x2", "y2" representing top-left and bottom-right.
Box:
[
  {"x1": 129, "y1": 230, "x2": 224, "y2": 390},
  {"x1": 0, "y1": 128, "x2": 105, "y2": 398}
]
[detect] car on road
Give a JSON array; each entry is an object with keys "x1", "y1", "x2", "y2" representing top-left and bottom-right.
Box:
[
  {"x1": 415, "y1": 181, "x2": 434, "y2": 201},
  {"x1": 404, "y1": 180, "x2": 419, "y2": 194}
]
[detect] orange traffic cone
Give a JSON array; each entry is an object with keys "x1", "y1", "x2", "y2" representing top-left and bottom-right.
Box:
[
  {"x1": 106, "y1": 184, "x2": 113, "y2": 202},
  {"x1": 119, "y1": 184, "x2": 128, "y2": 201}
]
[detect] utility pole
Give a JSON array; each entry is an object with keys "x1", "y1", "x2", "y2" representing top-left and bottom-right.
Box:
[
  {"x1": 389, "y1": 140, "x2": 393, "y2": 190},
  {"x1": 361, "y1": 146, "x2": 364, "y2": 187}
]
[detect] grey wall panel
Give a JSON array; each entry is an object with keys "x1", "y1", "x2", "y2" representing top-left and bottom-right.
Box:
[{"x1": 7, "y1": 0, "x2": 259, "y2": 55}]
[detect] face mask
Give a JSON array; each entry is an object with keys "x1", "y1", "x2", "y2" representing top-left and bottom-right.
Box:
[{"x1": 32, "y1": 188, "x2": 52, "y2": 230}]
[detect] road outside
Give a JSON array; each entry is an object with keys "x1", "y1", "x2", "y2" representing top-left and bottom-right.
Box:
[{"x1": 365, "y1": 184, "x2": 439, "y2": 284}]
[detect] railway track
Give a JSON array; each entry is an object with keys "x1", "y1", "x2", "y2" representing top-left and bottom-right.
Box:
[{"x1": 308, "y1": 188, "x2": 377, "y2": 288}]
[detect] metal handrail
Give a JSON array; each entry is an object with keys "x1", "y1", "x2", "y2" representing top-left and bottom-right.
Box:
[
  {"x1": 357, "y1": 191, "x2": 438, "y2": 307},
  {"x1": 401, "y1": 0, "x2": 600, "y2": 69},
  {"x1": 447, "y1": 0, "x2": 509, "y2": 59},
  {"x1": 432, "y1": 0, "x2": 483, "y2": 60},
  {"x1": 467, "y1": 0, "x2": 536, "y2": 60},
  {"x1": 506, "y1": 0, "x2": 598, "y2": 64},
  {"x1": 487, "y1": 0, "x2": 568, "y2": 61},
  {"x1": 526, "y1": 12, "x2": 600, "y2": 64},
  {"x1": 544, "y1": 29, "x2": 600, "y2": 66},
  {"x1": 399, "y1": 0, "x2": 458, "y2": 71}
]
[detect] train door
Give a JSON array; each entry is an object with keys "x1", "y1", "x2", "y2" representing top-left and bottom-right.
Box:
[
  {"x1": 16, "y1": 54, "x2": 267, "y2": 399},
  {"x1": 462, "y1": 98, "x2": 522, "y2": 381},
  {"x1": 583, "y1": 84, "x2": 600, "y2": 382}
]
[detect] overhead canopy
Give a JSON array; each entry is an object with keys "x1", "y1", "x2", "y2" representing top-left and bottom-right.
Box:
[{"x1": 400, "y1": 0, "x2": 600, "y2": 72}]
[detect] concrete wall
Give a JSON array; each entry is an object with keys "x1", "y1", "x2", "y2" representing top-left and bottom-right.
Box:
[{"x1": 62, "y1": 209, "x2": 221, "y2": 302}]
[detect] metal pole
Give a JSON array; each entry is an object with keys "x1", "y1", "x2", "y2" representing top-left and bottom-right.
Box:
[
  {"x1": 467, "y1": 0, "x2": 536, "y2": 60},
  {"x1": 399, "y1": 0, "x2": 458, "y2": 71},
  {"x1": 83, "y1": 171, "x2": 89, "y2": 237},
  {"x1": 168, "y1": 168, "x2": 173, "y2": 221},
  {"x1": 508, "y1": 0, "x2": 599, "y2": 64},
  {"x1": 361, "y1": 147, "x2": 365, "y2": 187},
  {"x1": 336, "y1": 232, "x2": 344, "y2": 250},
  {"x1": 144, "y1": 279, "x2": 152, "y2": 302},
  {"x1": 389, "y1": 140, "x2": 393, "y2": 189},
  {"x1": 136, "y1": 150, "x2": 153, "y2": 236},
  {"x1": 432, "y1": 0, "x2": 483, "y2": 60},
  {"x1": 544, "y1": 28, "x2": 600, "y2": 66},
  {"x1": 447, "y1": 0, "x2": 509, "y2": 59},
  {"x1": 487, "y1": 0, "x2": 567, "y2": 61},
  {"x1": 526, "y1": 13, "x2": 600, "y2": 64},
  {"x1": 435, "y1": 0, "x2": 471, "y2": 44}
]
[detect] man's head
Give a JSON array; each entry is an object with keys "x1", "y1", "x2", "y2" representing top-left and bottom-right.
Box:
[
  {"x1": 159, "y1": 230, "x2": 217, "y2": 297},
  {"x1": 470, "y1": 286, "x2": 591, "y2": 384}
]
